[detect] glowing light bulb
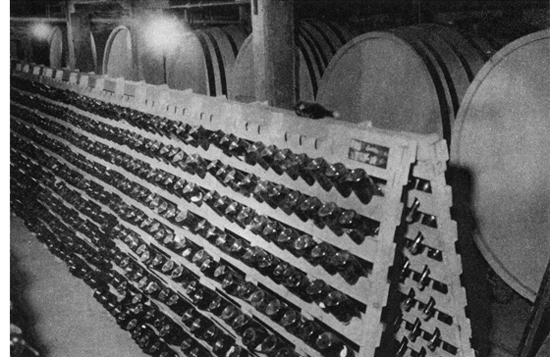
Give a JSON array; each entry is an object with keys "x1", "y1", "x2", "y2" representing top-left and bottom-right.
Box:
[
  {"x1": 30, "y1": 23, "x2": 53, "y2": 41},
  {"x1": 142, "y1": 15, "x2": 189, "y2": 56}
]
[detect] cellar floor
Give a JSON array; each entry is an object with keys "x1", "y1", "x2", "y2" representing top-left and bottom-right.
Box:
[
  {"x1": 10, "y1": 215, "x2": 150, "y2": 357},
  {"x1": 10, "y1": 215, "x2": 532, "y2": 357}
]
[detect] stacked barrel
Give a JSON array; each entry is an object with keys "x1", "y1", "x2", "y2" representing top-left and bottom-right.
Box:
[
  {"x1": 99, "y1": 24, "x2": 248, "y2": 96},
  {"x1": 228, "y1": 20, "x2": 355, "y2": 103},
  {"x1": 165, "y1": 26, "x2": 248, "y2": 97},
  {"x1": 316, "y1": 24, "x2": 501, "y2": 145}
]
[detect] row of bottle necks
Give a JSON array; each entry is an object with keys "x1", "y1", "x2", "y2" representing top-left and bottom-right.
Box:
[
  {"x1": 12, "y1": 88, "x2": 441, "y2": 269},
  {"x1": 10, "y1": 178, "x2": 360, "y2": 357},
  {"x1": 14, "y1": 77, "x2": 436, "y2": 229},
  {"x1": 11, "y1": 80, "x2": 459, "y2": 357},
  {"x1": 11, "y1": 74, "x2": 434, "y2": 220},
  {"x1": 12, "y1": 139, "x2": 449, "y2": 330},
  {"x1": 12, "y1": 75, "x2": 439, "y2": 261},
  {"x1": 10, "y1": 126, "x2": 376, "y2": 289},
  {"x1": 10, "y1": 150, "x2": 367, "y2": 330},
  {"x1": 11, "y1": 144, "x2": 455, "y2": 357},
  {"x1": 12, "y1": 127, "x2": 446, "y2": 302},
  {"x1": 10, "y1": 99, "x2": 394, "y2": 244},
  {"x1": 12, "y1": 77, "x2": 391, "y2": 184},
  {"x1": 10, "y1": 100, "x2": 438, "y2": 264},
  {"x1": 11, "y1": 138, "x2": 458, "y2": 356},
  {"x1": 12, "y1": 130, "x2": 462, "y2": 356}
]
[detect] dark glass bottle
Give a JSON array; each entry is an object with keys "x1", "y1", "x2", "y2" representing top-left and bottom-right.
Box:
[
  {"x1": 249, "y1": 289, "x2": 272, "y2": 314},
  {"x1": 235, "y1": 172, "x2": 258, "y2": 198},
  {"x1": 181, "y1": 308, "x2": 200, "y2": 327},
  {"x1": 170, "y1": 264, "x2": 192, "y2": 285},
  {"x1": 265, "y1": 298, "x2": 288, "y2": 323},
  {"x1": 205, "y1": 295, "x2": 227, "y2": 316},
  {"x1": 224, "y1": 201, "x2": 242, "y2": 222},
  {"x1": 148, "y1": 253, "x2": 167, "y2": 271},
  {"x1": 252, "y1": 179, "x2": 271, "y2": 204},
  {"x1": 212, "y1": 334, "x2": 234, "y2": 356},
  {"x1": 274, "y1": 226, "x2": 298, "y2": 250},
  {"x1": 173, "y1": 210, "x2": 199, "y2": 229},
  {"x1": 221, "y1": 271, "x2": 245, "y2": 296},
  {"x1": 405, "y1": 198, "x2": 421, "y2": 224},
  {"x1": 256, "y1": 250, "x2": 281, "y2": 280},
  {"x1": 242, "y1": 326, "x2": 269, "y2": 350},
  {"x1": 220, "y1": 305, "x2": 240, "y2": 325},
  {"x1": 318, "y1": 202, "x2": 344, "y2": 236},
  {"x1": 159, "y1": 320, "x2": 185, "y2": 345},
  {"x1": 201, "y1": 324, "x2": 221, "y2": 345},
  {"x1": 191, "y1": 286, "x2": 219, "y2": 311},
  {"x1": 331, "y1": 250, "x2": 368, "y2": 285},
  {"x1": 191, "y1": 249, "x2": 211, "y2": 267},
  {"x1": 271, "y1": 261, "x2": 291, "y2": 285},
  {"x1": 235, "y1": 281, "x2": 258, "y2": 301},
  {"x1": 203, "y1": 191, "x2": 222, "y2": 215},
  {"x1": 279, "y1": 191, "x2": 307, "y2": 219},
  {"x1": 166, "y1": 293, "x2": 191, "y2": 316},
  {"x1": 243, "y1": 141, "x2": 264, "y2": 166},
  {"x1": 157, "y1": 287, "x2": 172, "y2": 304},
  {"x1": 259, "y1": 334, "x2": 286, "y2": 355},
  {"x1": 305, "y1": 279, "x2": 332, "y2": 307},
  {"x1": 345, "y1": 168, "x2": 378, "y2": 204},
  {"x1": 306, "y1": 158, "x2": 333, "y2": 191},
  {"x1": 172, "y1": 178, "x2": 188, "y2": 198},
  {"x1": 181, "y1": 182, "x2": 205, "y2": 204},
  {"x1": 282, "y1": 268, "x2": 311, "y2": 301},
  {"x1": 299, "y1": 320, "x2": 322, "y2": 346},
  {"x1": 230, "y1": 312, "x2": 254, "y2": 335},
  {"x1": 323, "y1": 290, "x2": 358, "y2": 324},
  {"x1": 189, "y1": 317, "x2": 213, "y2": 338},
  {"x1": 266, "y1": 183, "x2": 290, "y2": 208},
  {"x1": 279, "y1": 308, "x2": 304, "y2": 334},
  {"x1": 227, "y1": 346, "x2": 249, "y2": 357},
  {"x1": 315, "y1": 332, "x2": 355, "y2": 357},
  {"x1": 199, "y1": 257, "x2": 218, "y2": 279},
  {"x1": 338, "y1": 210, "x2": 379, "y2": 244},
  {"x1": 291, "y1": 234, "x2": 317, "y2": 258},
  {"x1": 179, "y1": 334, "x2": 197, "y2": 353},
  {"x1": 161, "y1": 259, "x2": 176, "y2": 275},
  {"x1": 249, "y1": 215, "x2": 268, "y2": 236},
  {"x1": 298, "y1": 197, "x2": 325, "y2": 228},
  {"x1": 235, "y1": 206, "x2": 255, "y2": 227},
  {"x1": 325, "y1": 163, "x2": 352, "y2": 197}
]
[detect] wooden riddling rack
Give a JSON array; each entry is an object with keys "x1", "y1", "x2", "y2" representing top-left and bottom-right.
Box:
[{"x1": 10, "y1": 62, "x2": 476, "y2": 357}]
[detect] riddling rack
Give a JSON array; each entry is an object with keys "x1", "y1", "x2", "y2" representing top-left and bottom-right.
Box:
[{"x1": 10, "y1": 62, "x2": 476, "y2": 357}]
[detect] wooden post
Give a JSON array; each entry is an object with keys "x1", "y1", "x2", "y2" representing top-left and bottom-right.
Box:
[
  {"x1": 251, "y1": 0, "x2": 296, "y2": 109},
  {"x1": 65, "y1": 0, "x2": 76, "y2": 70},
  {"x1": 70, "y1": 8, "x2": 94, "y2": 73}
]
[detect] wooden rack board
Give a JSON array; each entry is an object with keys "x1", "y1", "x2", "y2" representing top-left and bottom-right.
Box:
[{"x1": 10, "y1": 62, "x2": 476, "y2": 357}]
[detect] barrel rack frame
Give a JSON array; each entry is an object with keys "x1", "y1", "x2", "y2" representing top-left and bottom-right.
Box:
[{"x1": 11, "y1": 62, "x2": 476, "y2": 357}]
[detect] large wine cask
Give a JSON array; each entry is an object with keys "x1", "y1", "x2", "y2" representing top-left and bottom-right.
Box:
[
  {"x1": 49, "y1": 26, "x2": 64, "y2": 69},
  {"x1": 316, "y1": 26, "x2": 493, "y2": 144},
  {"x1": 450, "y1": 30, "x2": 550, "y2": 301},
  {"x1": 103, "y1": 25, "x2": 135, "y2": 80},
  {"x1": 228, "y1": 20, "x2": 354, "y2": 104}
]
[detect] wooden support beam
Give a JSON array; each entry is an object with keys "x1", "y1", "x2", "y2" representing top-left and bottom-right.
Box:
[
  {"x1": 65, "y1": 0, "x2": 77, "y2": 70},
  {"x1": 251, "y1": 0, "x2": 295, "y2": 109},
  {"x1": 70, "y1": 10, "x2": 95, "y2": 72}
]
